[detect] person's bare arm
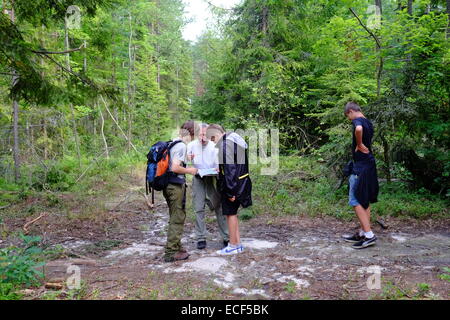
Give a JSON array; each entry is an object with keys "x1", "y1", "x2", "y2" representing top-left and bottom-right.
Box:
[
  {"x1": 355, "y1": 125, "x2": 369, "y2": 154},
  {"x1": 172, "y1": 158, "x2": 198, "y2": 175}
]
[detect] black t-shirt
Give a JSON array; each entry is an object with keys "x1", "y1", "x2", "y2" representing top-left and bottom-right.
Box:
[{"x1": 352, "y1": 117, "x2": 374, "y2": 162}]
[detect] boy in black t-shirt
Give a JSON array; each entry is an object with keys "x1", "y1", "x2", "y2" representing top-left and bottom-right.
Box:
[{"x1": 342, "y1": 102, "x2": 379, "y2": 249}]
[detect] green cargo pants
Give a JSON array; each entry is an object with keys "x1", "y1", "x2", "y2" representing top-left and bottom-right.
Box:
[{"x1": 162, "y1": 183, "x2": 186, "y2": 258}]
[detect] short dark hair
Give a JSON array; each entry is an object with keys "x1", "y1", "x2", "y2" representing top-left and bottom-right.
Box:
[
  {"x1": 344, "y1": 101, "x2": 362, "y2": 114},
  {"x1": 180, "y1": 120, "x2": 196, "y2": 138}
]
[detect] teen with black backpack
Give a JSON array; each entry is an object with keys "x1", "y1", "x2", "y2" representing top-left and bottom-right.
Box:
[{"x1": 206, "y1": 124, "x2": 252, "y2": 255}]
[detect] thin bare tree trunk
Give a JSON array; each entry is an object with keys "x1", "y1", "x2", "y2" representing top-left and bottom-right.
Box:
[
  {"x1": 374, "y1": 0, "x2": 383, "y2": 98},
  {"x1": 65, "y1": 22, "x2": 81, "y2": 165},
  {"x1": 42, "y1": 118, "x2": 48, "y2": 160},
  {"x1": 100, "y1": 95, "x2": 138, "y2": 153},
  {"x1": 8, "y1": 1, "x2": 20, "y2": 182},
  {"x1": 261, "y1": 6, "x2": 269, "y2": 47},
  {"x1": 83, "y1": 40, "x2": 87, "y2": 73},
  {"x1": 408, "y1": 0, "x2": 413, "y2": 15},
  {"x1": 447, "y1": 0, "x2": 450, "y2": 39},
  {"x1": 375, "y1": 0, "x2": 382, "y2": 15},
  {"x1": 127, "y1": 12, "x2": 134, "y2": 152},
  {"x1": 98, "y1": 101, "x2": 109, "y2": 159},
  {"x1": 12, "y1": 93, "x2": 20, "y2": 181},
  {"x1": 155, "y1": 0, "x2": 161, "y2": 89},
  {"x1": 375, "y1": 0, "x2": 391, "y2": 182}
]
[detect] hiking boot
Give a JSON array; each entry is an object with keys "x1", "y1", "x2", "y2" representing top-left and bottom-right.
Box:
[
  {"x1": 164, "y1": 250, "x2": 190, "y2": 262},
  {"x1": 342, "y1": 232, "x2": 363, "y2": 243},
  {"x1": 223, "y1": 240, "x2": 229, "y2": 248},
  {"x1": 352, "y1": 236, "x2": 377, "y2": 249},
  {"x1": 216, "y1": 244, "x2": 244, "y2": 255},
  {"x1": 197, "y1": 240, "x2": 207, "y2": 250}
]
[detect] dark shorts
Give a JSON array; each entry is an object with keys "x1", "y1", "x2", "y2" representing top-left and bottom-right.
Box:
[{"x1": 222, "y1": 197, "x2": 241, "y2": 216}]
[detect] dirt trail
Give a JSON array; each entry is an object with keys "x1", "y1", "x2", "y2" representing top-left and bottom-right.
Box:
[{"x1": 36, "y1": 173, "x2": 450, "y2": 300}]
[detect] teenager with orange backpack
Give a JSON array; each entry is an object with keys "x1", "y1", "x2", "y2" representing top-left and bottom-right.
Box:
[{"x1": 146, "y1": 121, "x2": 198, "y2": 262}]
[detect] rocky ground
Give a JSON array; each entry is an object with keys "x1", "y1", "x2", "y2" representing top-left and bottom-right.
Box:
[{"x1": 5, "y1": 169, "x2": 449, "y2": 300}]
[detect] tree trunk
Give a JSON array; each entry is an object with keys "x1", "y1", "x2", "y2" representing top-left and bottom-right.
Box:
[
  {"x1": 375, "y1": 0, "x2": 390, "y2": 180},
  {"x1": 65, "y1": 21, "x2": 81, "y2": 165},
  {"x1": 375, "y1": 0, "x2": 382, "y2": 15},
  {"x1": 100, "y1": 95, "x2": 138, "y2": 153},
  {"x1": 374, "y1": 0, "x2": 383, "y2": 98},
  {"x1": 381, "y1": 135, "x2": 391, "y2": 183},
  {"x1": 83, "y1": 40, "x2": 87, "y2": 73},
  {"x1": 12, "y1": 94, "x2": 20, "y2": 181},
  {"x1": 407, "y1": 0, "x2": 413, "y2": 15},
  {"x1": 261, "y1": 6, "x2": 269, "y2": 47},
  {"x1": 98, "y1": 101, "x2": 109, "y2": 159},
  {"x1": 127, "y1": 13, "x2": 135, "y2": 152},
  {"x1": 8, "y1": 1, "x2": 20, "y2": 182},
  {"x1": 155, "y1": 0, "x2": 161, "y2": 89},
  {"x1": 446, "y1": 0, "x2": 450, "y2": 39},
  {"x1": 42, "y1": 118, "x2": 48, "y2": 160}
]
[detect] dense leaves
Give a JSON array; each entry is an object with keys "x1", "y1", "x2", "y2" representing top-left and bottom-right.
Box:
[
  {"x1": 192, "y1": 0, "x2": 449, "y2": 196},
  {"x1": 0, "y1": 0, "x2": 193, "y2": 188}
]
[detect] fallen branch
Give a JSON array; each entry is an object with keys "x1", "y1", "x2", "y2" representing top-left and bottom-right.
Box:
[
  {"x1": 349, "y1": 8, "x2": 382, "y2": 49},
  {"x1": 101, "y1": 283, "x2": 120, "y2": 292},
  {"x1": 75, "y1": 150, "x2": 108, "y2": 183},
  {"x1": 109, "y1": 209, "x2": 143, "y2": 214},
  {"x1": 139, "y1": 191, "x2": 154, "y2": 210},
  {"x1": 111, "y1": 191, "x2": 133, "y2": 211},
  {"x1": 23, "y1": 212, "x2": 48, "y2": 234},
  {"x1": 100, "y1": 95, "x2": 138, "y2": 153},
  {"x1": 31, "y1": 43, "x2": 85, "y2": 55},
  {"x1": 38, "y1": 52, "x2": 96, "y2": 88},
  {"x1": 45, "y1": 282, "x2": 64, "y2": 290},
  {"x1": 0, "y1": 204, "x2": 12, "y2": 210},
  {"x1": 376, "y1": 218, "x2": 388, "y2": 229}
]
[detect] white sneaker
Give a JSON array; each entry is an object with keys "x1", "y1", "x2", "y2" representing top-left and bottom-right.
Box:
[{"x1": 216, "y1": 245, "x2": 244, "y2": 255}]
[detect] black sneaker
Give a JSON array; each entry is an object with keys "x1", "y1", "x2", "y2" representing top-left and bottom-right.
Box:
[
  {"x1": 343, "y1": 232, "x2": 363, "y2": 243},
  {"x1": 197, "y1": 240, "x2": 207, "y2": 250},
  {"x1": 352, "y1": 236, "x2": 377, "y2": 249},
  {"x1": 223, "y1": 240, "x2": 229, "y2": 248}
]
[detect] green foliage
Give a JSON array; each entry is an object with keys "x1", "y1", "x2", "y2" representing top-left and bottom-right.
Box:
[
  {"x1": 0, "y1": 233, "x2": 44, "y2": 288},
  {"x1": 1, "y1": 0, "x2": 193, "y2": 189},
  {"x1": 416, "y1": 283, "x2": 431, "y2": 297},
  {"x1": 238, "y1": 207, "x2": 255, "y2": 221},
  {"x1": 284, "y1": 281, "x2": 297, "y2": 294},
  {"x1": 251, "y1": 155, "x2": 448, "y2": 220},
  {"x1": 380, "y1": 281, "x2": 414, "y2": 300},
  {"x1": 438, "y1": 267, "x2": 450, "y2": 282},
  {"x1": 0, "y1": 282, "x2": 23, "y2": 300},
  {"x1": 192, "y1": 0, "x2": 450, "y2": 196}
]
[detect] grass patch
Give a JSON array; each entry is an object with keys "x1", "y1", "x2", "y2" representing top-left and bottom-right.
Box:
[
  {"x1": 251, "y1": 155, "x2": 449, "y2": 220},
  {"x1": 438, "y1": 267, "x2": 450, "y2": 282},
  {"x1": 373, "y1": 281, "x2": 441, "y2": 300}
]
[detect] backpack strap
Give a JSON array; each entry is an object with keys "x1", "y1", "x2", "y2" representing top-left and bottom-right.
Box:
[
  {"x1": 222, "y1": 134, "x2": 238, "y2": 165},
  {"x1": 168, "y1": 139, "x2": 183, "y2": 151},
  {"x1": 222, "y1": 134, "x2": 227, "y2": 165}
]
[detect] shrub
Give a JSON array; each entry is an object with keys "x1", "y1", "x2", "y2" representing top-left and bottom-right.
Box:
[{"x1": 0, "y1": 234, "x2": 45, "y2": 287}]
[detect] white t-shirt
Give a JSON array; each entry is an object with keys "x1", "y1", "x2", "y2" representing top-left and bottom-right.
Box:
[{"x1": 187, "y1": 140, "x2": 218, "y2": 170}]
